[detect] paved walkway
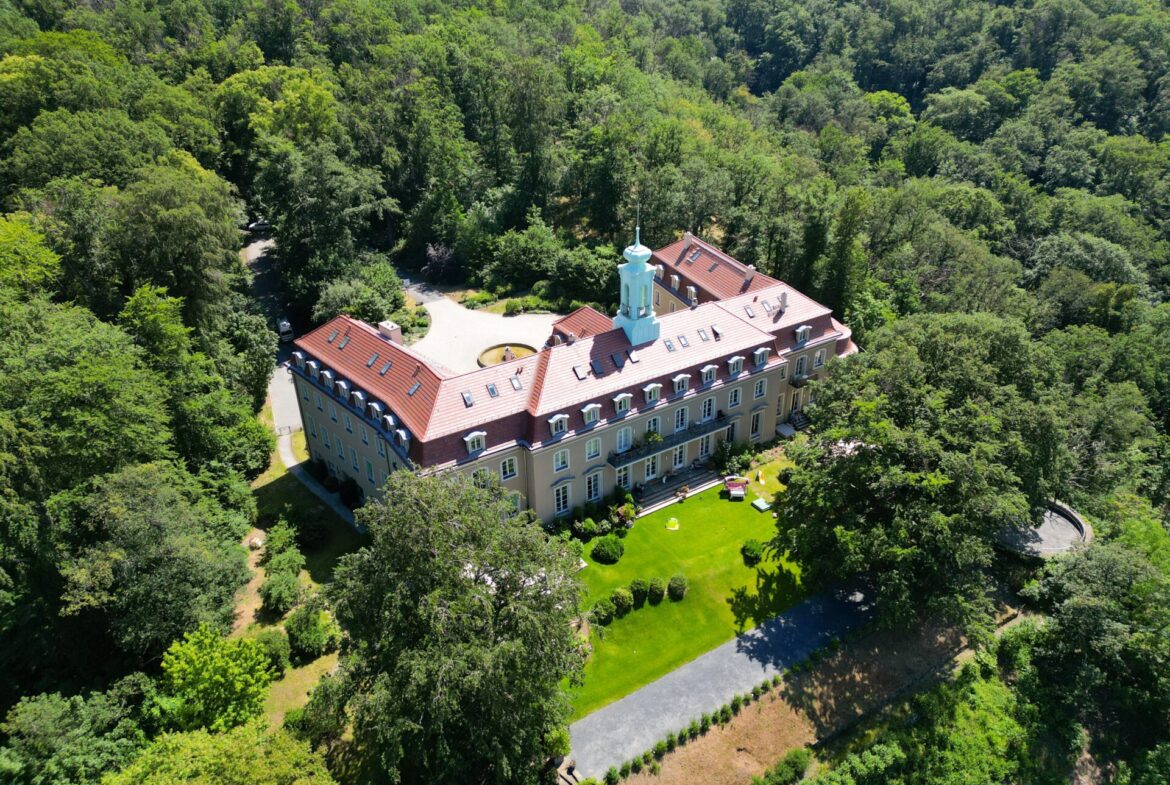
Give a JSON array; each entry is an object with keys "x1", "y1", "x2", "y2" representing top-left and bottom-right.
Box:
[
  {"x1": 410, "y1": 298, "x2": 558, "y2": 374},
  {"x1": 569, "y1": 585, "x2": 875, "y2": 779}
]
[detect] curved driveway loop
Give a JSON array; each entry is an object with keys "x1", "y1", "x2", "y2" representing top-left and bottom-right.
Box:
[
  {"x1": 569, "y1": 586, "x2": 874, "y2": 779},
  {"x1": 410, "y1": 298, "x2": 559, "y2": 374}
]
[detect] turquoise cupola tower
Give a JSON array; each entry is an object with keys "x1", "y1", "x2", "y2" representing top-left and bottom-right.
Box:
[{"x1": 612, "y1": 226, "x2": 661, "y2": 346}]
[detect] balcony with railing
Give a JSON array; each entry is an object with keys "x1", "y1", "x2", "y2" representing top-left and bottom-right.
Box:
[{"x1": 607, "y1": 414, "x2": 728, "y2": 468}]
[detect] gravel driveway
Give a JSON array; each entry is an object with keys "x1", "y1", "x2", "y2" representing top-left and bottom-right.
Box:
[
  {"x1": 569, "y1": 585, "x2": 875, "y2": 779},
  {"x1": 410, "y1": 298, "x2": 559, "y2": 374}
]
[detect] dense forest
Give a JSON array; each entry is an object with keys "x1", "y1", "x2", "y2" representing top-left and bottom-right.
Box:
[{"x1": 1, "y1": 0, "x2": 1169, "y2": 781}]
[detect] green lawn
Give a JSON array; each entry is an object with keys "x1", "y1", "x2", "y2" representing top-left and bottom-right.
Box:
[{"x1": 570, "y1": 465, "x2": 803, "y2": 719}]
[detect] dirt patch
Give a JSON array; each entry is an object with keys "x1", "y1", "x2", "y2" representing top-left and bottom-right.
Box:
[
  {"x1": 231, "y1": 527, "x2": 267, "y2": 637},
  {"x1": 622, "y1": 621, "x2": 965, "y2": 785}
]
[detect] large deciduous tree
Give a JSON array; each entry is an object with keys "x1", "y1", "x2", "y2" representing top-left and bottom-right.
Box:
[
  {"x1": 314, "y1": 471, "x2": 584, "y2": 784},
  {"x1": 773, "y1": 313, "x2": 1068, "y2": 636}
]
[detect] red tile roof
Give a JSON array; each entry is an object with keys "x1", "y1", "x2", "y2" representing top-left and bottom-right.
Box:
[
  {"x1": 652, "y1": 234, "x2": 779, "y2": 302},
  {"x1": 551, "y1": 306, "x2": 613, "y2": 340},
  {"x1": 292, "y1": 239, "x2": 855, "y2": 469}
]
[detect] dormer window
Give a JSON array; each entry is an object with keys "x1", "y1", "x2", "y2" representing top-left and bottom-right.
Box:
[
  {"x1": 670, "y1": 274, "x2": 680, "y2": 290},
  {"x1": 582, "y1": 403, "x2": 601, "y2": 425},
  {"x1": 795, "y1": 324, "x2": 812, "y2": 343},
  {"x1": 463, "y1": 431, "x2": 487, "y2": 454},
  {"x1": 701, "y1": 365, "x2": 717, "y2": 385},
  {"x1": 351, "y1": 390, "x2": 366, "y2": 408},
  {"x1": 368, "y1": 401, "x2": 383, "y2": 419},
  {"x1": 686, "y1": 285, "x2": 697, "y2": 302},
  {"x1": 307, "y1": 360, "x2": 320, "y2": 377},
  {"x1": 753, "y1": 347, "x2": 771, "y2": 367},
  {"x1": 549, "y1": 414, "x2": 569, "y2": 437},
  {"x1": 642, "y1": 384, "x2": 661, "y2": 405},
  {"x1": 613, "y1": 392, "x2": 633, "y2": 414},
  {"x1": 728, "y1": 356, "x2": 744, "y2": 375},
  {"x1": 395, "y1": 428, "x2": 410, "y2": 447},
  {"x1": 335, "y1": 379, "x2": 349, "y2": 398},
  {"x1": 673, "y1": 374, "x2": 690, "y2": 394},
  {"x1": 292, "y1": 351, "x2": 306, "y2": 368},
  {"x1": 320, "y1": 369, "x2": 334, "y2": 386}
]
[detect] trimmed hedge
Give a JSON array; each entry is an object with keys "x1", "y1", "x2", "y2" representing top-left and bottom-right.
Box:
[
  {"x1": 591, "y1": 534, "x2": 625, "y2": 564},
  {"x1": 668, "y1": 573, "x2": 688, "y2": 600}
]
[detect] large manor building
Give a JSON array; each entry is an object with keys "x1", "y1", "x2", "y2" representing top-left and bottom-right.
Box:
[{"x1": 290, "y1": 231, "x2": 856, "y2": 521}]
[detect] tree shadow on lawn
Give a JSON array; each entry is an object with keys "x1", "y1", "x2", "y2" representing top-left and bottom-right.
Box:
[
  {"x1": 727, "y1": 562, "x2": 803, "y2": 632},
  {"x1": 251, "y1": 471, "x2": 367, "y2": 585}
]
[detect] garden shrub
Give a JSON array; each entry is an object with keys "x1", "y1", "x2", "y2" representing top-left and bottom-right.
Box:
[
  {"x1": 628, "y1": 577, "x2": 648, "y2": 606},
  {"x1": 611, "y1": 587, "x2": 634, "y2": 616},
  {"x1": 630, "y1": 757, "x2": 642, "y2": 774},
  {"x1": 668, "y1": 573, "x2": 688, "y2": 600},
  {"x1": 504, "y1": 298, "x2": 522, "y2": 315},
  {"x1": 688, "y1": 719, "x2": 701, "y2": 738},
  {"x1": 619, "y1": 762, "x2": 630, "y2": 778},
  {"x1": 642, "y1": 750, "x2": 652, "y2": 764},
  {"x1": 753, "y1": 684, "x2": 763, "y2": 699},
  {"x1": 254, "y1": 628, "x2": 291, "y2": 673},
  {"x1": 741, "y1": 539, "x2": 765, "y2": 567},
  {"x1": 648, "y1": 577, "x2": 666, "y2": 603},
  {"x1": 719, "y1": 705, "x2": 732, "y2": 723},
  {"x1": 266, "y1": 548, "x2": 306, "y2": 577},
  {"x1": 654, "y1": 740, "x2": 667, "y2": 759},
  {"x1": 261, "y1": 521, "x2": 297, "y2": 565},
  {"x1": 605, "y1": 768, "x2": 620, "y2": 785},
  {"x1": 772, "y1": 673, "x2": 783, "y2": 687},
  {"x1": 676, "y1": 728, "x2": 687, "y2": 746},
  {"x1": 650, "y1": 762, "x2": 660, "y2": 775},
  {"x1": 665, "y1": 733, "x2": 676, "y2": 751},
  {"x1": 581, "y1": 518, "x2": 598, "y2": 538},
  {"x1": 545, "y1": 727, "x2": 571, "y2": 758},
  {"x1": 286, "y1": 599, "x2": 341, "y2": 663},
  {"x1": 700, "y1": 713, "x2": 711, "y2": 732},
  {"x1": 591, "y1": 534, "x2": 624, "y2": 564},
  {"x1": 752, "y1": 747, "x2": 812, "y2": 785},
  {"x1": 260, "y1": 570, "x2": 301, "y2": 616},
  {"x1": 731, "y1": 694, "x2": 744, "y2": 713},
  {"x1": 590, "y1": 597, "x2": 616, "y2": 626}
]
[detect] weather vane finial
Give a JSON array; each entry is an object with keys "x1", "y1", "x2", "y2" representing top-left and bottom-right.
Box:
[{"x1": 635, "y1": 202, "x2": 641, "y2": 246}]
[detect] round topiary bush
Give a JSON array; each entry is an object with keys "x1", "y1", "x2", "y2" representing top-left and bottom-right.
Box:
[
  {"x1": 628, "y1": 577, "x2": 649, "y2": 606},
  {"x1": 611, "y1": 587, "x2": 634, "y2": 616},
  {"x1": 590, "y1": 534, "x2": 624, "y2": 564},
  {"x1": 648, "y1": 577, "x2": 666, "y2": 604},
  {"x1": 590, "y1": 597, "x2": 616, "y2": 626},
  {"x1": 668, "y1": 573, "x2": 688, "y2": 601},
  {"x1": 741, "y1": 538, "x2": 765, "y2": 567}
]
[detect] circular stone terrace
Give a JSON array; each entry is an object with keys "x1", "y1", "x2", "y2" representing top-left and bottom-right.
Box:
[{"x1": 999, "y1": 502, "x2": 1093, "y2": 559}]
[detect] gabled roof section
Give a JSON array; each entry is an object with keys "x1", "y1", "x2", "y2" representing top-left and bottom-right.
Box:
[
  {"x1": 525, "y1": 303, "x2": 778, "y2": 419},
  {"x1": 652, "y1": 234, "x2": 780, "y2": 301},
  {"x1": 550, "y1": 306, "x2": 612, "y2": 341},
  {"x1": 295, "y1": 315, "x2": 450, "y2": 438}
]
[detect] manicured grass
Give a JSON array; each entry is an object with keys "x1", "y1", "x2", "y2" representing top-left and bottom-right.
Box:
[{"x1": 570, "y1": 476, "x2": 803, "y2": 719}]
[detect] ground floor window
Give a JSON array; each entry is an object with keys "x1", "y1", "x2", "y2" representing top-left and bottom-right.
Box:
[
  {"x1": 645, "y1": 454, "x2": 658, "y2": 481},
  {"x1": 726, "y1": 421, "x2": 737, "y2": 443},
  {"x1": 586, "y1": 472, "x2": 601, "y2": 501},
  {"x1": 554, "y1": 484, "x2": 571, "y2": 515},
  {"x1": 616, "y1": 465, "x2": 630, "y2": 489},
  {"x1": 750, "y1": 411, "x2": 762, "y2": 439},
  {"x1": 673, "y1": 445, "x2": 686, "y2": 469},
  {"x1": 699, "y1": 434, "x2": 711, "y2": 458}
]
